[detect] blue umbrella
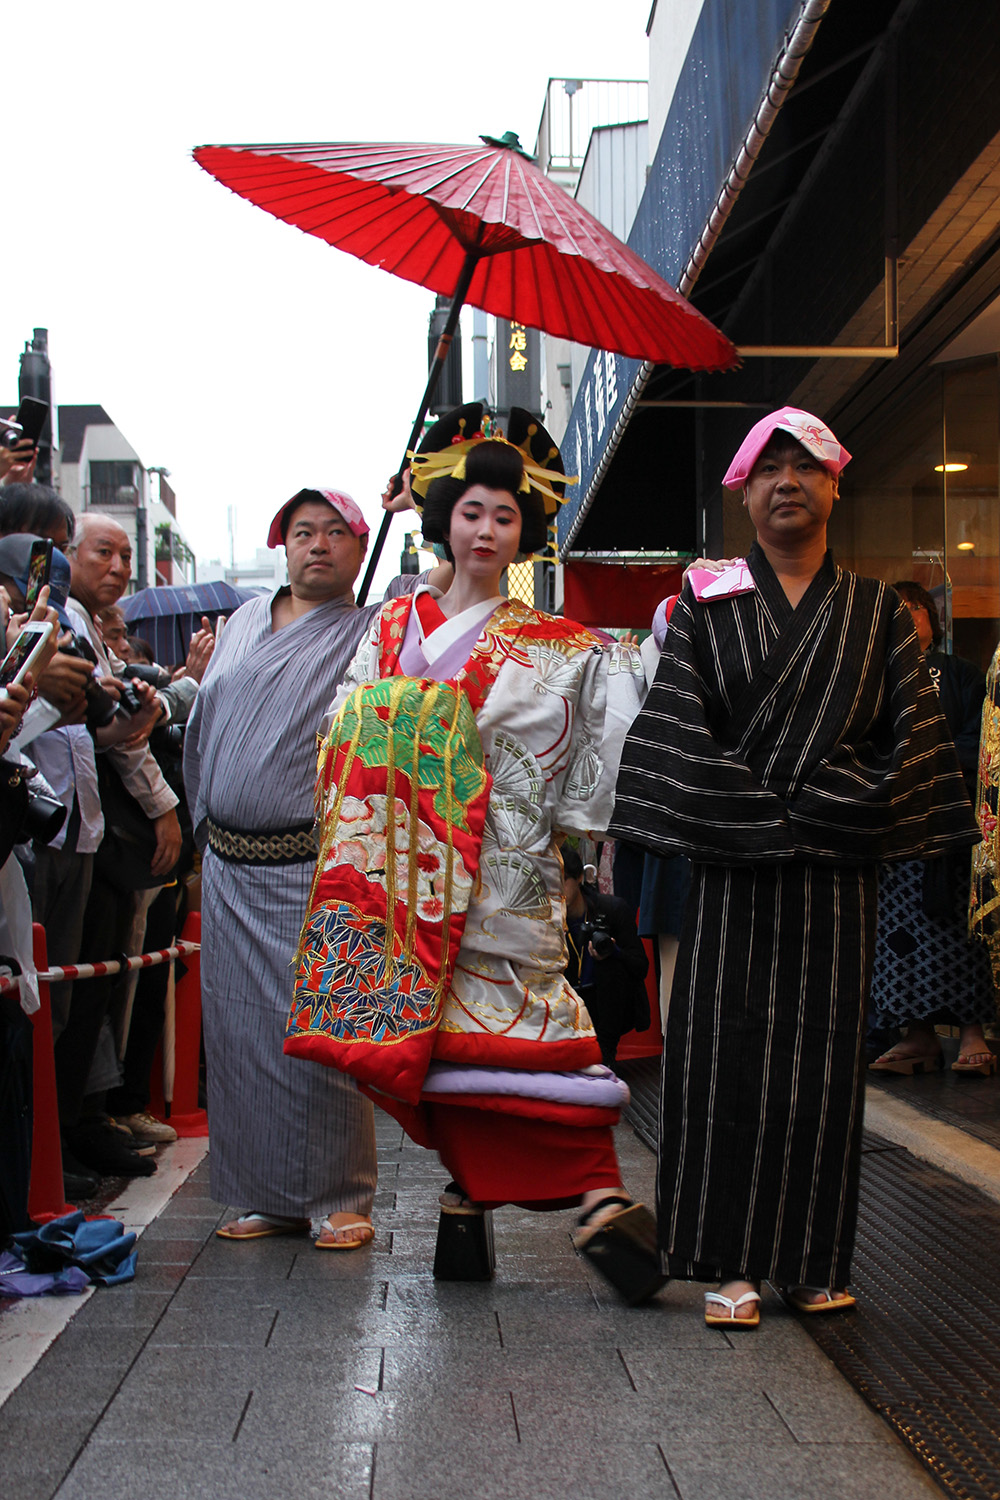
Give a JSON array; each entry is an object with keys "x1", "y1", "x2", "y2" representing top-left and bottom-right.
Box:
[{"x1": 121, "y1": 581, "x2": 259, "y2": 666}]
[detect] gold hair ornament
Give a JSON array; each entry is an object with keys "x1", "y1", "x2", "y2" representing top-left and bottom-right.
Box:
[{"x1": 407, "y1": 434, "x2": 577, "y2": 517}]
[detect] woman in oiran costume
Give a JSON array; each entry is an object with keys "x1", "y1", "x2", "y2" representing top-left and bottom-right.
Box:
[{"x1": 285, "y1": 407, "x2": 661, "y2": 1302}]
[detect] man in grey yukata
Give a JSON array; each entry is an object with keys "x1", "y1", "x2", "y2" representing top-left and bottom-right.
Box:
[{"x1": 183, "y1": 486, "x2": 435, "y2": 1249}]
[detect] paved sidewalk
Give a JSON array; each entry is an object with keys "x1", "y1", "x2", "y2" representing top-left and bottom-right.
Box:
[{"x1": 1, "y1": 1116, "x2": 936, "y2": 1500}]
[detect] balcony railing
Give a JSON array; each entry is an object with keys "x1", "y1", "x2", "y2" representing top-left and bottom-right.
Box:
[{"x1": 535, "y1": 77, "x2": 648, "y2": 190}]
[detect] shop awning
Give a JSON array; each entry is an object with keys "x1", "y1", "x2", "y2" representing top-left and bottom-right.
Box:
[{"x1": 557, "y1": 0, "x2": 858, "y2": 558}]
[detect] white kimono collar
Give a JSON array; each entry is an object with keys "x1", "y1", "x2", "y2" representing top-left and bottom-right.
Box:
[{"x1": 410, "y1": 586, "x2": 504, "y2": 671}]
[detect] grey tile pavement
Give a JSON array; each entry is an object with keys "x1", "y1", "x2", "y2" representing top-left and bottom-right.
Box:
[{"x1": 1, "y1": 1111, "x2": 937, "y2": 1500}]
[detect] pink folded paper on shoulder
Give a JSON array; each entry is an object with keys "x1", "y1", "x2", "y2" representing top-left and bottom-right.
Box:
[{"x1": 687, "y1": 562, "x2": 755, "y2": 601}]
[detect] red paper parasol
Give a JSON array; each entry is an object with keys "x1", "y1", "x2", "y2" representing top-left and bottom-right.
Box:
[{"x1": 194, "y1": 136, "x2": 738, "y2": 595}]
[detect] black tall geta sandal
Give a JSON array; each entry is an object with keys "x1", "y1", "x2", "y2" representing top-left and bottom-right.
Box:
[
  {"x1": 572, "y1": 1196, "x2": 668, "y2": 1306},
  {"x1": 433, "y1": 1181, "x2": 496, "y2": 1281}
]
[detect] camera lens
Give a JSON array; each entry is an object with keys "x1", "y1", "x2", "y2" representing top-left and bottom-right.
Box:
[{"x1": 22, "y1": 790, "x2": 67, "y2": 845}]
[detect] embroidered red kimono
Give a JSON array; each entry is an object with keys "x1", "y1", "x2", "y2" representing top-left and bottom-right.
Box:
[{"x1": 286, "y1": 591, "x2": 643, "y2": 1203}]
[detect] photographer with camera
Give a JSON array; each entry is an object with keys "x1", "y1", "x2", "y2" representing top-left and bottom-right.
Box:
[
  {"x1": 91, "y1": 605, "x2": 212, "y2": 1147},
  {"x1": 37, "y1": 514, "x2": 181, "y2": 1182},
  {"x1": 562, "y1": 844, "x2": 650, "y2": 1068}
]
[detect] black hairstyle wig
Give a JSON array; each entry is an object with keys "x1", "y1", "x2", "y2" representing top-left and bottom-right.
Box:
[
  {"x1": 420, "y1": 439, "x2": 549, "y2": 561},
  {"x1": 892, "y1": 579, "x2": 943, "y2": 648}
]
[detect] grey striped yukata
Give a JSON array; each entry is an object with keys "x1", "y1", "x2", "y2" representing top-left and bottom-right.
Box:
[
  {"x1": 611, "y1": 545, "x2": 979, "y2": 1286},
  {"x1": 183, "y1": 582, "x2": 414, "y2": 1218}
]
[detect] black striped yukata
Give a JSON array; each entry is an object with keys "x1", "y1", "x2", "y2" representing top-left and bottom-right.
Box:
[{"x1": 610, "y1": 544, "x2": 979, "y2": 1286}]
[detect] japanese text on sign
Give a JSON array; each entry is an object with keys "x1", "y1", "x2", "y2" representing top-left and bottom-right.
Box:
[{"x1": 509, "y1": 323, "x2": 528, "y2": 373}]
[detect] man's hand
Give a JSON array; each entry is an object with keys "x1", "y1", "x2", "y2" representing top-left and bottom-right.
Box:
[
  {"x1": 0, "y1": 439, "x2": 38, "y2": 485},
  {"x1": 0, "y1": 677, "x2": 32, "y2": 754},
  {"x1": 184, "y1": 617, "x2": 215, "y2": 683},
  {"x1": 149, "y1": 807, "x2": 182, "y2": 878},
  {"x1": 4, "y1": 592, "x2": 62, "y2": 682},
  {"x1": 381, "y1": 468, "x2": 416, "y2": 513},
  {"x1": 93, "y1": 679, "x2": 162, "y2": 747},
  {"x1": 37, "y1": 649, "x2": 92, "y2": 716},
  {"x1": 682, "y1": 556, "x2": 740, "y2": 584}
]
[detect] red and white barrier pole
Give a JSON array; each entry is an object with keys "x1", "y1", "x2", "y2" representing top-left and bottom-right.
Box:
[{"x1": 0, "y1": 939, "x2": 201, "y2": 995}]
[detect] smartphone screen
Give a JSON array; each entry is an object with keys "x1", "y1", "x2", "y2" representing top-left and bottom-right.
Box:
[
  {"x1": 0, "y1": 627, "x2": 46, "y2": 689},
  {"x1": 14, "y1": 397, "x2": 49, "y2": 447},
  {"x1": 23, "y1": 539, "x2": 53, "y2": 610}
]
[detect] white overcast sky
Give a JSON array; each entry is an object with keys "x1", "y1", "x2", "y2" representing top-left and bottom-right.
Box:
[{"x1": 3, "y1": 0, "x2": 649, "y2": 595}]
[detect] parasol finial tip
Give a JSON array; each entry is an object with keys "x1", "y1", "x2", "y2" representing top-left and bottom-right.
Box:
[{"x1": 480, "y1": 132, "x2": 532, "y2": 159}]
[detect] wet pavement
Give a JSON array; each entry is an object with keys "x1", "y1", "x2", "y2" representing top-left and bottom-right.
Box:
[
  {"x1": 623, "y1": 1055, "x2": 1000, "y2": 1500},
  {"x1": 865, "y1": 1033, "x2": 1000, "y2": 1154},
  {"x1": 0, "y1": 1108, "x2": 942, "y2": 1500}
]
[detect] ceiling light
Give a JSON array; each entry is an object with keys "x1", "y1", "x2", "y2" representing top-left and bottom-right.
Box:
[{"x1": 935, "y1": 461, "x2": 969, "y2": 472}]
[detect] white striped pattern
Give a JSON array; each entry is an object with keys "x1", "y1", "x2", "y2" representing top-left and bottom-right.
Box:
[
  {"x1": 612, "y1": 545, "x2": 979, "y2": 864},
  {"x1": 659, "y1": 863, "x2": 874, "y2": 1286}
]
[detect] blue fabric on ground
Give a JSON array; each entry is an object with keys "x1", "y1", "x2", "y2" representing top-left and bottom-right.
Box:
[{"x1": 9, "y1": 1210, "x2": 138, "y2": 1287}]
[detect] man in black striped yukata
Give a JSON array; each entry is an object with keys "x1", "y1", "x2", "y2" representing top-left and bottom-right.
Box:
[{"x1": 610, "y1": 407, "x2": 979, "y2": 1330}]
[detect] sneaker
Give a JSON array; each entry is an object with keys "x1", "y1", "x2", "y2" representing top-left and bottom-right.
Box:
[
  {"x1": 86, "y1": 1113, "x2": 156, "y2": 1156},
  {"x1": 115, "y1": 1111, "x2": 178, "y2": 1145}
]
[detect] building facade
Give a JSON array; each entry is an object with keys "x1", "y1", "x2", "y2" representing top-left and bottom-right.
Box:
[
  {"x1": 554, "y1": 0, "x2": 1000, "y2": 667},
  {"x1": 56, "y1": 406, "x2": 194, "y2": 590}
]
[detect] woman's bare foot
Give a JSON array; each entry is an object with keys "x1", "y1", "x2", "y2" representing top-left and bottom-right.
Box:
[
  {"x1": 876, "y1": 1020, "x2": 940, "y2": 1061},
  {"x1": 574, "y1": 1187, "x2": 633, "y2": 1244},
  {"x1": 955, "y1": 1024, "x2": 995, "y2": 1070},
  {"x1": 870, "y1": 1020, "x2": 942, "y2": 1071}
]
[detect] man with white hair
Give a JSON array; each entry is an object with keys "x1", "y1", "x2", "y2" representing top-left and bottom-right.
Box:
[
  {"x1": 49, "y1": 512, "x2": 181, "y2": 1179},
  {"x1": 184, "y1": 487, "x2": 441, "y2": 1249}
]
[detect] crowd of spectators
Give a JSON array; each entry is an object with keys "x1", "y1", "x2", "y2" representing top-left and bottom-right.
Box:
[{"x1": 0, "y1": 451, "x2": 216, "y2": 1226}]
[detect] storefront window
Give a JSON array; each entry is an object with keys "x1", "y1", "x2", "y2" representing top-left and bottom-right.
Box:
[{"x1": 832, "y1": 356, "x2": 1000, "y2": 670}]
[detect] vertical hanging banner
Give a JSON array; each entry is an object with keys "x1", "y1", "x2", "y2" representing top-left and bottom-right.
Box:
[{"x1": 495, "y1": 319, "x2": 542, "y2": 422}]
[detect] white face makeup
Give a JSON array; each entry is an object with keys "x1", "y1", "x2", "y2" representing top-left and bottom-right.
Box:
[{"x1": 445, "y1": 485, "x2": 523, "y2": 584}]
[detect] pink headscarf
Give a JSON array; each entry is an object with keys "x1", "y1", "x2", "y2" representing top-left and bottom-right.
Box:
[
  {"x1": 267, "y1": 487, "x2": 369, "y2": 549},
  {"x1": 722, "y1": 407, "x2": 851, "y2": 491}
]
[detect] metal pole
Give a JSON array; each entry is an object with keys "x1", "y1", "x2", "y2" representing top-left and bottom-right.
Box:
[
  {"x1": 136, "y1": 477, "x2": 149, "y2": 590},
  {"x1": 356, "y1": 241, "x2": 483, "y2": 605}
]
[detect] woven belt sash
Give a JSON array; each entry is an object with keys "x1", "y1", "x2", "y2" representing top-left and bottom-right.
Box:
[{"x1": 206, "y1": 817, "x2": 318, "y2": 866}]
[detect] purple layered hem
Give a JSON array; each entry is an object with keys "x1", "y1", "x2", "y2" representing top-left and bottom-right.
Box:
[{"x1": 420, "y1": 1061, "x2": 630, "y2": 1110}]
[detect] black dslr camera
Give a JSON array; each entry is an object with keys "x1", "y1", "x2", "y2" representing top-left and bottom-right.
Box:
[
  {"x1": 59, "y1": 634, "x2": 143, "y2": 731},
  {"x1": 580, "y1": 912, "x2": 615, "y2": 960},
  {"x1": 4, "y1": 763, "x2": 66, "y2": 846},
  {"x1": 124, "y1": 662, "x2": 169, "y2": 690}
]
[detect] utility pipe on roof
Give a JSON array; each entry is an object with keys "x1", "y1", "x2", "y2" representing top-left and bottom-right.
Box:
[{"x1": 560, "y1": 0, "x2": 831, "y2": 557}]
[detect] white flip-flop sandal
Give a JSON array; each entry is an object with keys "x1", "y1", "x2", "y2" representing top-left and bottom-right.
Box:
[
  {"x1": 315, "y1": 1216, "x2": 374, "y2": 1251},
  {"x1": 785, "y1": 1286, "x2": 856, "y2": 1313},
  {"x1": 216, "y1": 1212, "x2": 310, "y2": 1240},
  {"x1": 704, "y1": 1288, "x2": 761, "y2": 1328}
]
